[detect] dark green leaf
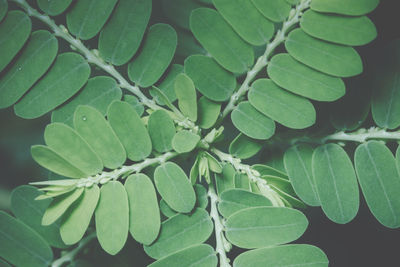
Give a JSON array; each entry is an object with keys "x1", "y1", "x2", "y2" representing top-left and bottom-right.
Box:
[
  {"x1": 0, "y1": 0, "x2": 7, "y2": 22},
  {"x1": 251, "y1": 0, "x2": 291, "y2": 22},
  {"x1": 128, "y1": 23, "x2": 177, "y2": 87},
  {"x1": 37, "y1": 0, "x2": 73, "y2": 16},
  {"x1": 161, "y1": 0, "x2": 202, "y2": 30}
]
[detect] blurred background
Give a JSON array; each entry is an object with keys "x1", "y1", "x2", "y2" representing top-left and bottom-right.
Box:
[{"x1": 1, "y1": 0, "x2": 400, "y2": 266}]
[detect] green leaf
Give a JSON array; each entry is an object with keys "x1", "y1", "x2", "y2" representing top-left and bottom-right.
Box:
[
  {"x1": 144, "y1": 208, "x2": 213, "y2": 259},
  {"x1": 148, "y1": 244, "x2": 217, "y2": 267},
  {"x1": 231, "y1": 101, "x2": 275, "y2": 140},
  {"x1": 73, "y1": 105, "x2": 126, "y2": 169},
  {"x1": 154, "y1": 162, "x2": 196, "y2": 213},
  {"x1": 150, "y1": 64, "x2": 183, "y2": 105},
  {"x1": 95, "y1": 181, "x2": 129, "y2": 255},
  {"x1": 0, "y1": 10, "x2": 31, "y2": 72},
  {"x1": 37, "y1": 0, "x2": 73, "y2": 16},
  {"x1": 128, "y1": 23, "x2": 177, "y2": 87},
  {"x1": 312, "y1": 144, "x2": 359, "y2": 224},
  {"x1": 124, "y1": 94, "x2": 145, "y2": 116},
  {"x1": 286, "y1": 29, "x2": 363, "y2": 77},
  {"x1": 265, "y1": 176, "x2": 306, "y2": 209},
  {"x1": 176, "y1": 28, "x2": 207, "y2": 59},
  {"x1": 225, "y1": 207, "x2": 308, "y2": 248},
  {"x1": 233, "y1": 244, "x2": 329, "y2": 267},
  {"x1": 107, "y1": 101, "x2": 152, "y2": 161},
  {"x1": 215, "y1": 163, "x2": 236, "y2": 195},
  {"x1": 190, "y1": 8, "x2": 254, "y2": 73},
  {"x1": 148, "y1": 110, "x2": 176, "y2": 153},
  {"x1": 172, "y1": 130, "x2": 200, "y2": 153},
  {"x1": 234, "y1": 173, "x2": 251, "y2": 190},
  {"x1": 44, "y1": 123, "x2": 103, "y2": 176},
  {"x1": 355, "y1": 141, "x2": 400, "y2": 228},
  {"x1": 204, "y1": 152, "x2": 223, "y2": 173},
  {"x1": 213, "y1": 0, "x2": 274, "y2": 46},
  {"x1": 300, "y1": 10, "x2": 377, "y2": 46},
  {"x1": 161, "y1": 0, "x2": 202, "y2": 30},
  {"x1": 31, "y1": 145, "x2": 87, "y2": 178},
  {"x1": 0, "y1": 258, "x2": 11, "y2": 267},
  {"x1": 14, "y1": 52, "x2": 91, "y2": 119},
  {"x1": 0, "y1": 30, "x2": 58, "y2": 108},
  {"x1": 229, "y1": 133, "x2": 263, "y2": 160},
  {"x1": 268, "y1": 54, "x2": 345, "y2": 101},
  {"x1": 0, "y1": 0, "x2": 7, "y2": 22},
  {"x1": 252, "y1": 164, "x2": 288, "y2": 179},
  {"x1": 98, "y1": 0, "x2": 151, "y2": 66},
  {"x1": 11, "y1": 185, "x2": 66, "y2": 248},
  {"x1": 0, "y1": 211, "x2": 53, "y2": 267},
  {"x1": 51, "y1": 76, "x2": 122, "y2": 126},
  {"x1": 184, "y1": 55, "x2": 236, "y2": 102},
  {"x1": 66, "y1": 0, "x2": 118, "y2": 40},
  {"x1": 311, "y1": 0, "x2": 379, "y2": 16},
  {"x1": 218, "y1": 189, "x2": 271, "y2": 218},
  {"x1": 284, "y1": 144, "x2": 320, "y2": 206},
  {"x1": 60, "y1": 185, "x2": 100, "y2": 245},
  {"x1": 251, "y1": 0, "x2": 291, "y2": 22},
  {"x1": 160, "y1": 199, "x2": 177, "y2": 218},
  {"x1": 195, "y1": 184, "x2": 209, "y2": 209},
  {"x1": 249, "y1": 78, "x2": 316, "y2": 129},
  {"x1": 174, "y1": 73, "x2": 197, "y2": 121},
  {"x1": 197, "y1": 97, "x2": 221, "y2": 129},
  {"x1": 42, "y1": 188, "x2": 84, "y2": 226},
  {"x1": 125, "y1": 174, "x2": 161, "y2": 245}
]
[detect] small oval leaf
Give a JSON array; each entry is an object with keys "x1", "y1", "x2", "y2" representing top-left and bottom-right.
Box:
[
  {"x1": 172, "y1": 130, "x2": 200, "y2": 153},
  {"x1": 174, "y1": 73, "x2": 197, "y2": 121},
  {"x1": 148, "y1": 110, "x2": 176, "y2": 153},
  {"x1": 311, "y1": 0, "x2": 379, "y2": 16}
]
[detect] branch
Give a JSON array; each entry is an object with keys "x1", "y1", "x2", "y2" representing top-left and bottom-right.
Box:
[
  {"x1": 321, "y1": 127, "x2": 400, "y2": 144},
  {"x1": 218, "y1": 0, "x2": 312, "y2": 122},
  {"x1": 211, "y1": 147, "x2": 284, "y2": 207},
  {"x1": 208, "y1": 185, "x2": 232, "y2": 267}
]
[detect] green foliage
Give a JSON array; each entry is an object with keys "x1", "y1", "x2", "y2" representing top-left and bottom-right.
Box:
[{"x1": 2, "y1": 0, "x2": 397, "y2": 266}]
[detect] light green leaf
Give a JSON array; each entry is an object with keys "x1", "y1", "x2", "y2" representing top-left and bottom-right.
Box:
[
  {"x1": 233, "y1": 244, "x2": 329, "y2": 267},
  {"x1": 197, "y1": 97, "x2": 221, "y2": 129},
  {"x1": 311, "y1": 0, "x2": 379, "y2": 16},
  {"x1": 150, "y1": 64, "x2": 183, "y2": 105},
  {"x1": 125, "y1": 174, "x2": 160, "y2": 245},
  {"x1": 31, "y1": 145, "x2": 87, "y2": 178},
  {"x1": 60, "y1": 185, "x2": 100, "y2": 245},
  {"x1": 286, "y1": 29, "x2": 363, "y2": 77},
  {"x1": 0, "y1": 30, "x2": 58, "y2": 108},
  {"x1": 213, "y1": 0, "x2": 274, "y2": 46},
  {"x1": 215, "y1": 163, "x2": 236, "y2": 195},
  {"x1": 218, "y1": 189, "x2": 272, "y2": 218},
  {"x1": 174, "y1": 73, "x2": 197, "y2": 121},
  {"x1": 144, "y1": 208, "x2": 213, "y2": 259},
  {"x1": 124, "y1": 94, "x2": 144, "y2": 116},
  {"x1": 42, "y1": 188, "x2": 84, "y2": 226},
  {"x1": 231, "y1": 101, "x2": 275, "y2": 140},
  {"x1": 161, "y1": 0, "x2": 202, "y2": 30},
  {"x1": 51, "y1": 76, "x2": 122, "y2": 126},
  {"x1": 44, "y1": 123, "x2": 103, "y2": 176},
  {"x1": 172, "y1": 130, "x2": 200, "y2": 153},
  {"x1": 98, "y1": 0, "x2": 151, "y2": 65},
  {"x1": 234, "y1": 173, "x2": 251, "y2": 190},
  {"x1": 252, "y1": 164, "x2": 288, "y2": 179},
  {"x1": 11, "y1": 185, "x2": 66, "y2": 248},
  {"x1": 154, "y1": 162, "x2": 196, "y2": 213},
  {"x1": 160, "y1": 199, "x2": 177, "y2": 218},
  {"x1": 66, "y1": 0, "x2": 118, "y2": 40},
  {"x1": 0, "y1": 10, "x2": 31, "y2": 72},
  {"x1": 300, "y1": 10, "x2": 377, "y2": 46},
  {"x1": 190, "y1": 8, "x2": 254, "y2": 73},
  {"x1": 148, "y1": 244, "x2": 217, "y2": 267},
  {"x1": 354, "y1": 141, "x2": 400, "y2": 228},
  {"x1": 195, "y1": 184, "x2": 209, "y2": 209},
  {"x1": 107, "y1": 101, "x2": 152, "y2": 161},
  {"x1": 264, "y1": 175, "x2": 306, "y2": 209},
  {"x1": 128, "y1": 23, "x2": 177, "y2": 87},
  {"x1": 37, "y1": 0, "x2": 73, "y2": 16},
  {"x1": 249, "y1": 78, "x2": 316, "y2": 129},
  {"x1": 204, "y1": 152, "x2": 223, "y2": 173},
  {"x1": 0, "y1": 211, "x2": 53, "y2": 267},
  {"x1": 284, "y1": 144, "x2": 320, "y2": 206},
  {"x1": 251, "y1": 0, "x2": 291, "y2": 22},
  {"x1": 15, "y1": 53, "x2": 90, "y2": 119},
  {"x1": 268, "y1": 54, "x2": 345, "y2": 101},
  {"x1": 184, "y1": 55, "x2": 236, "y2": 102},
  {"x1": 148, "y1": 110, "x2": 175, "y2": 153},
  {"x1": 229, "y1": 133, "x2": 263, "y2": 160},
  {"x1": 95, "y1": 181, "x2": 129, "y2": 255},
  {"x1": 312, "y1": 144, "x2": 359, "y2": 224},
  {"x1": 74, "y1": 105, "x2": 126, "y2": 169},
  {"x1": 225, "y1": 207, "x2": 308, "y2": 248}
]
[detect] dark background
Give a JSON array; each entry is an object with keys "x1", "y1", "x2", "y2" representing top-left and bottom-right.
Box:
[{"x1": 1, "y1": 0, "x2": 400, "y2": 266}]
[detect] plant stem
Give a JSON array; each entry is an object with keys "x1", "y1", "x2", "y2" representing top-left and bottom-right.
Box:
[
  {"x1": 218, "y1": 0, "x2": 311, "y2": 122},
  {"x1": 321, "y1": 127, "x2": 400, "y2": 143},
  {"x1": 211, "y1": 147, "x2": 284, "y2": 207},
  {"x1": 51, "y1": 232, "x2": 96, "y2": 267},
  {"x1": 208, "y1": 185, "x2": 232, "y2": 267},
  {"x1": 11, "y1": 0, "x2": 196, "y2": 131}
]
